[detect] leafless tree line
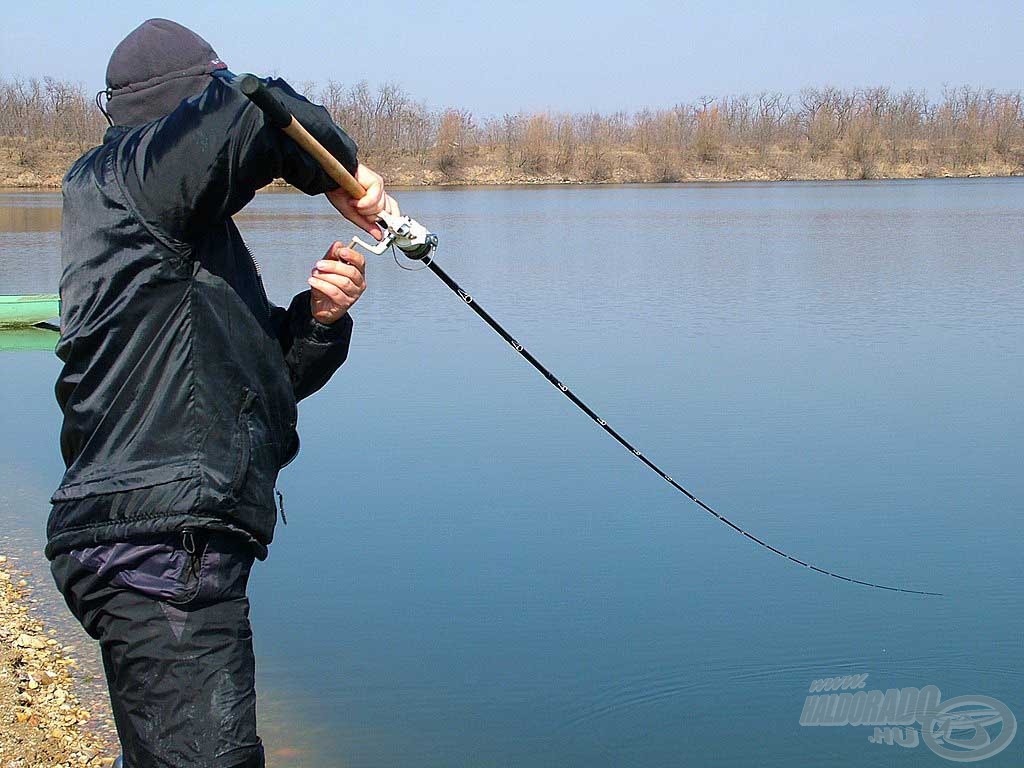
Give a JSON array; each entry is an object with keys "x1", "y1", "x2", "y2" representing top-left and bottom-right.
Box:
[
  {"x1": 0, "y1": 76, "x2": 107, "y2": 148},
  {"x1": 2, "y1": 75, "x2": 1022, "y2": 182},
  {"x1": 316, "y1": 82, "x2": 1023, "y2": 179}
]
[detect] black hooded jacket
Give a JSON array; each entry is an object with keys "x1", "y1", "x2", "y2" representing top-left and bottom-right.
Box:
[{"x1": 47, "y1": 76, "x2": 359, "y2": 559}]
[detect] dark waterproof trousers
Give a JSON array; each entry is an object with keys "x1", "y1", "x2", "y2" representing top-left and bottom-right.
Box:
[{"x1": 51, "y1": 532, "x2": 263, "y2": 768}]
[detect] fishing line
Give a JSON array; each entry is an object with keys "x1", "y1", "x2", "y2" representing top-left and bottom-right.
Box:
[
  {"x1": 392, "y1": 244, "x2": 432, "y2": 271},
  {"x1": 230, "y1": 70, "x2": 942, "y2": 598},
  {"x1": 413, "y1": 251, "x2": 943, "y2": 597}
]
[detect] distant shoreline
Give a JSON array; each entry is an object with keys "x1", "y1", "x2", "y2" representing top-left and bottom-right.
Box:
[
  {"x1": 2, "y1": 167, "x2": 1022, "y2": 194},
  {"x1": 3, "y1": 132, "x2": 1023, "y2": 191}
]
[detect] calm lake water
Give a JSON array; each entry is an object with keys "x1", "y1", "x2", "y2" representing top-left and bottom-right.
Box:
[{"x1": 0, "y1": 180, "x2": 1021, "y2": 767}]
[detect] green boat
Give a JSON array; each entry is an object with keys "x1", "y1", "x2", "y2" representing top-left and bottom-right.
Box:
[
  {"x1": 0, "y1": 327, "x2": 59, "y2": 352},
  {"x1": 0, "y1": 294, "x2": 60, "y2": 328}
]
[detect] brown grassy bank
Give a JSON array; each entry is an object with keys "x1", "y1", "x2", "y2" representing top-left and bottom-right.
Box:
[
  {"x1": 4, "y1": 135, "x2": 1022, "y2": 191},
  {"x1": 2, "y1": 76, "x2": 1022, "y2": 188}
]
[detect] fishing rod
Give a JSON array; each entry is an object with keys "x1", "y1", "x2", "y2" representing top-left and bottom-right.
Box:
[{"x1": 227, "y1": 71, "x2": 942, "y2": 598}]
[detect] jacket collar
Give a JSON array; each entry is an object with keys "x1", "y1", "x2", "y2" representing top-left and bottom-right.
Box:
[{"x1": 103, "y1": 125, "x2": 131, "y2": 143}]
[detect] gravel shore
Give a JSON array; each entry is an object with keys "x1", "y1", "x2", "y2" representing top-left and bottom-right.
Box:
[{"x1": 0, "y1": 552, "x2": 117, "y2": 768}]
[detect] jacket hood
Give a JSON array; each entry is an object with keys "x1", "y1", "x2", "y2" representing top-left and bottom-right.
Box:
[{"x1": 105, "y1": 18, "x2": 227, "y2": 127}]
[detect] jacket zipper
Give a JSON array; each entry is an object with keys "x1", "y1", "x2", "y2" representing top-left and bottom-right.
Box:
[
  {"x1": 242, "y1": 240, "x2": 271, "y2": 311},
  {"x1": 242, "y1": 238, "x2": 294, "y2": 525}
]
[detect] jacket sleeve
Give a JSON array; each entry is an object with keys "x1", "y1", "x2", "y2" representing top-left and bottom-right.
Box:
[
  {"x1": 116, "y1": 76, "x2": 357, "y2": 243},
  {"x1": 271, "y1": 291, "x2": 354, "y2": 401}
]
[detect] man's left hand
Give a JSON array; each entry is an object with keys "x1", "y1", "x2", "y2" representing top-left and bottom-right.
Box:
[{"x1": 308, "y1": 242, "x2": 366, "y2": 325}]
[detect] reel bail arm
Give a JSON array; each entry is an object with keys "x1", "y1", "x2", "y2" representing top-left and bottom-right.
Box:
[{"x1": 350, "y1": 210, "x2": 438, "y2": 261}]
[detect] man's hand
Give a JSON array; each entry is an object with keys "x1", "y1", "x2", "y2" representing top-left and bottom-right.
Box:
[
  {"x1": 308, "y1": 242, "x2": 366, "y2": 325},
  {"x1": 326, "y1": 163, "x2": 400, "y2": 242}
]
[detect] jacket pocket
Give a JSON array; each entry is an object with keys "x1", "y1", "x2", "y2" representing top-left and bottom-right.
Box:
[
  {"x1": 228, "y1": 387, "x2": 282, "y2": 513},
  {"x1": 228, "y1": 388, "x2": 257, "y2": 499}
]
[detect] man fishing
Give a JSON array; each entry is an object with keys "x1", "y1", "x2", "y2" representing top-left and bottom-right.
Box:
[{"x1": 46, "y1": 18, "x2": 391, "y2": 768}]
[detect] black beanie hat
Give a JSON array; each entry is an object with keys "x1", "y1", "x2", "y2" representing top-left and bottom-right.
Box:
[{"x1": 105, "y1": 18, "x2": 227, "y2": 127}]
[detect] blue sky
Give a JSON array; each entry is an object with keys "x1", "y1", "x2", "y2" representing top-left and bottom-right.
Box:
[{"x1": 1, "y1": 0, "x2": 1021, "y2": 114}]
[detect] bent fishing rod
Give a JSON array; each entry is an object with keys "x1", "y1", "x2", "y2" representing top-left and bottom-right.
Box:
[{"x1": 226, "y1": 72, "x2": 941, "y2": 598}]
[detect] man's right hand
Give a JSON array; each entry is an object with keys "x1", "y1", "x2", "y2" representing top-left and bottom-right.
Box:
[
  {"x1": 308, "y1": 242, "x2": 366, "y2": 325},
  {"x1": 326, "y1": 163, "x2": 400, "y2": 242}
]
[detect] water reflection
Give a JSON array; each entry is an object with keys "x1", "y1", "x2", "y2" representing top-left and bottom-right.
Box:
[
  {"x1": 1, "y1": 181, "x2": 1022, "y2": 768},
  {"x1": 0, "y1": 327, "x2": 59, "y2": 351},
  {"x1": 0, "y1": 195, "x2": 61, "y2": 233}
]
